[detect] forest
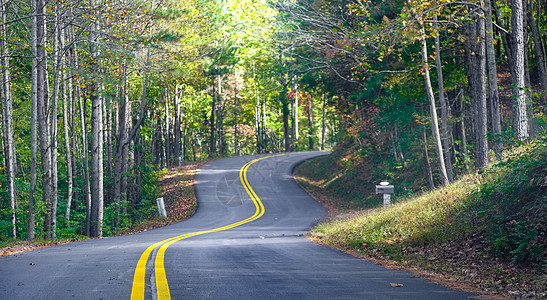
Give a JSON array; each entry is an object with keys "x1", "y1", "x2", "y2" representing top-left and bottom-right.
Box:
[{"x1": 0, "y1": 0, "x2": 545, "y2": 241}]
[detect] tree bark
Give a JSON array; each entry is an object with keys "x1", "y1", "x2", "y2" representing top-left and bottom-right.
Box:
[
  {"x1": 485, "y1": 0, "x2": 503, "y2": 159},
  {"x1": 527, "y1": 0, "x2": 547, "y2": 94},
  {"x1": 210, "y1": 77, "x2": 216, "y2": 156},
  {"x1": 62, "y1": 52, "x2": 73, "y2": 223},
  {"x1": 307, "y1": 97, "x2": 314, "y2": 150},
  {"x1": 217, "y1": 75, "x2": 225, "y2": 155},
  {"x1": 282, "y1": 97, "x2": 290, "y2": 152},
  {"x1": 78, "y1": 84, "x2": 92, "y2": 237},
  {"x1": 2, "y1": 2, "x2": 17, "y2": 238},
  {"x1": 434, "y1": 16, "x2": 454, "y2": 182},
  {"x1": 234, "y1": 70, "x2": 239, "y2": 155},
  {"x1": 174, "y1": 86, "x2": 181, "y2": 161},
  {"x1": 465, "y1": 14, "x2": 489, "y2": 169},
  {"x1": 28, "y1": 0, "x2": 39, "y2": 240},
  {"x1": 293, "y1": 79, "x2": 299, "y2": 145},
  {"x1": 419, "y1": 21, "x2": 449, "y2": 186},
  {"x1": 35, "y1": 0, "x2": 55, "y2": 239},
  {"x1": 321, "y1": 95, "x2": 327, "y2": 151},
  {"x1": 90, "y1": 89, "x2": 104, "y2": 238},
  {"x1": 511, "y1": 0, "x2": 529, "y2": 140},
  {"x1": 165, "y1": 90, "x2": 170, "y2": 166}
]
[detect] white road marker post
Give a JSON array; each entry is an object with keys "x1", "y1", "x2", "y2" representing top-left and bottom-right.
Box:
[
  {"x1": 375, "y1": 182, "x2": 394, "y2": 208},
  {"x1": 156, "y1": 197, "x2": 167, "y2": 218}
]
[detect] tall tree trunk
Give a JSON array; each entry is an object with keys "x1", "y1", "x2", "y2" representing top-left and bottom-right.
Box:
[
  {"x1": 88, "y1": 15, "x2": 103, "y2": 238},
  {"x1": 465, "y1": 14, "x2": 489, "y2": 169},
  {"x1": 90, "y1": 89, "x2": 104, "y2": 238},
  {"x1": 234, "y1": 70, "x2": 239, "y2": 155},
  {"x1": 527, "y1": 0, "x2": 547, "y2": 95},
  {"x1": 321, "y1": 95, "x2": 327, "y2": 151},
  {"x1": 28, "y1": 0, "x2": 39, "y2": 241},
  {"x1": 511, "y1": 0, "x2": 529, "y2": 140},
  {"x1": 282, "y1": 97, "x2": 290, "y2": 152},
  {"x1": 35, "y1": 0, "x2": 54, "y2": 239},
  {"x1": 434, "y1": 16, "x2": 454, "y2": 182},
  {"x1": 78, "y1": 84, "x2": 92, "y2": 237},
  {"x1": 48, "y1": 1, "x2": 64, "y2": 239},
  {"x1": 217, "y1": 75, "x2": 225, "y2": 155},
  {"x1": 210, "y1": 77, "x2": 216, "y2": 157},
  {"x1": 307, "y1": 98, "x2": 314, "y2": 150},
  {"x1": 2, "y1": 2, "x2": 17, "y2": 238},
  {"x1": 485, "y1": 0, "x2": 503, "y2": 159},
  {"x1": 174, "y1": 86, "x2": 181, "y2": 161},
  {"x1": 419, "y1": 21, "x2": 449, "y2": 186},
  {"x1": 256, "y1": 93, "x2": 262, "y2": 154},
  {"x1": 63, "y1": 56, "x2": 73, "y2": 222},
  {"x1": 114, "y1": 67, "x2": 130, "y2": 227},
  {"x1": 164, "y1": 91, "x2": 170, "y2": 166},
  {"x1": 293, "y1": 79, "x2": 299, "y2": 145}
]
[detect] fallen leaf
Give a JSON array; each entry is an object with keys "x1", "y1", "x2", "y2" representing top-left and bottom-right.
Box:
[{"x1": 390, "y1": 283, "x2": 403, "y2": 287}]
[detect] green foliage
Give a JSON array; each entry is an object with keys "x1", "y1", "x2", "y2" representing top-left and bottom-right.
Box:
[{"x1": 474, "y1": 134, "x2": 547, "y2": 268}]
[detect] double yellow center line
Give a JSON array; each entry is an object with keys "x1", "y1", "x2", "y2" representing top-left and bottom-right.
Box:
[{"x1": 130, "y1": 155, "x2": 278, "y2": 300}]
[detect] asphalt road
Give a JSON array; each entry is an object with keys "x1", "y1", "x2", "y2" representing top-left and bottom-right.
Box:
[{"x1": 0, "y1": 152, "x2": 477, "y2": 299}]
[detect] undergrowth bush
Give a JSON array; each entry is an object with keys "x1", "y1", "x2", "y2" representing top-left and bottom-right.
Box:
[{"x1": 476, "y1": 135, "x2": 547, "y2": 269}]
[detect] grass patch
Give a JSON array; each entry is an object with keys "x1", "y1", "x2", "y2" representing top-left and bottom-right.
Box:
[{"x1": 299, "y1": 135, "x2": 547, "y2": 299}]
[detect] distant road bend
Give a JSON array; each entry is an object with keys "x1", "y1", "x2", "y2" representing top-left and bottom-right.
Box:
[{"x1": 0, "y1": 152, "x2": 477, "y2": 299}]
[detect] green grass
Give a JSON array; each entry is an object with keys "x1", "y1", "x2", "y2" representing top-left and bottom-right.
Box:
[
  {"x1": 310, "y1": 175, "x2": 481, "y2": 256},
  {"x1": 300, "y1": 133, "x2": 547, "y2": 298}
]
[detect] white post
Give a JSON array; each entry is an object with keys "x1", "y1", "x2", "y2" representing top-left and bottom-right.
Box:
[
  {"x1": 156, "y1": 197, "x2": 167, "y2": 218},
  {"x1": 383, "y1": 193, "x2": 391, "y2": 208}
]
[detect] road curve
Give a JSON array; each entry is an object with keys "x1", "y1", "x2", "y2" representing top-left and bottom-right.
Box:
[{"x1": 1, "y1": 152, "x2": 477, "y2": 299}]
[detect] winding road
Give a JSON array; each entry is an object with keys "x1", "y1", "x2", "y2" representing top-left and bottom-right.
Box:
[{"x1": 1, "y1": 152, "x2": 477, "y2": 299}]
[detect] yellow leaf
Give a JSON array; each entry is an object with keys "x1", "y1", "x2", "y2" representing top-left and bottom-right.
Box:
[{"x1": 390, "y1": 283, "x2": 403, "y2": 287}]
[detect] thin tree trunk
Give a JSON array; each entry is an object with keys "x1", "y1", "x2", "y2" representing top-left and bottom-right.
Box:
[
  {"x1": 79, "y1": 85, "x2": 92, "y2": 237},
  {"x1": 527, "y1": 0, "x2": 547, "y2": 93},
  {"x1": 90, "y1": 88, "x2": 104, "y2": 238},
  {"x1": 308, "y1": 98, "x2": 314, "y2": 150},
  {"x1": 234, "y1": 70, "x2": 239, "y2": 156},
  {"x1": 321, "y1": 95, "x2": 326, "y2": 151},
  {"x1": 434, "y1": 16, "x2": 454, "y2": 181},
  {"x1": 217, "y1": 75, "x2": 225, "y2": 155},
  {"x1": 420, "y1": 21, "x2": 449, "y2": 186},
  {"x1": 165, "y1": 91, "x2": 170, "y2": 166},
  {"x1": 48, "y1": 1, "x2": 64, "y2": 239},
  {"x1": 485, "y1": 0, "x2": 503, "y2": 159},
  {"x1": 174, "y1": 86, "x2": 181, "y2": 161},
  {"x1": 2, "y1": 2, "x2": 17, "y2": 238},
  {"x1": 210, "y1": 77, "x2": 216, "y2": 156},
  {"x1": 282, "y1": 98, "x2": 290, "y2": 152},
  {"x1": 294, "y1": 79, "x2": 299, "y2": 144},
  {"x1": 511, "y1": 0, "x2": 529, "y2": 140},
  {"x1": 63, "y1": 58, "x2": 73, "y2": 222},
  {"x1": 28, "y1": 0, "x2": 39, "y2": 240},
  {"x1": 35, "y1": 0, "x2": 54, "y2": 239}
]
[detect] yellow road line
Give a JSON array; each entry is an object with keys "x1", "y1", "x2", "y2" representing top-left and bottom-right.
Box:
[{"x1": 130, "y1": 155, "x2": 281, "y2": 300}]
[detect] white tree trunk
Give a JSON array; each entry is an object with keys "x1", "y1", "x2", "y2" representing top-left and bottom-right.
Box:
[
  {"x1": 420, "y1": 23, "x2": 449, "y2": 186},
  {"x1": 485, "y1": 0, "x2": 503, "y2": 159},
  {"x1": 511, "y1": 0, "x2": 529, "y2": 140},
  {"x1": 2, "y1": 2, "x2": 17, "y2": 238}
]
